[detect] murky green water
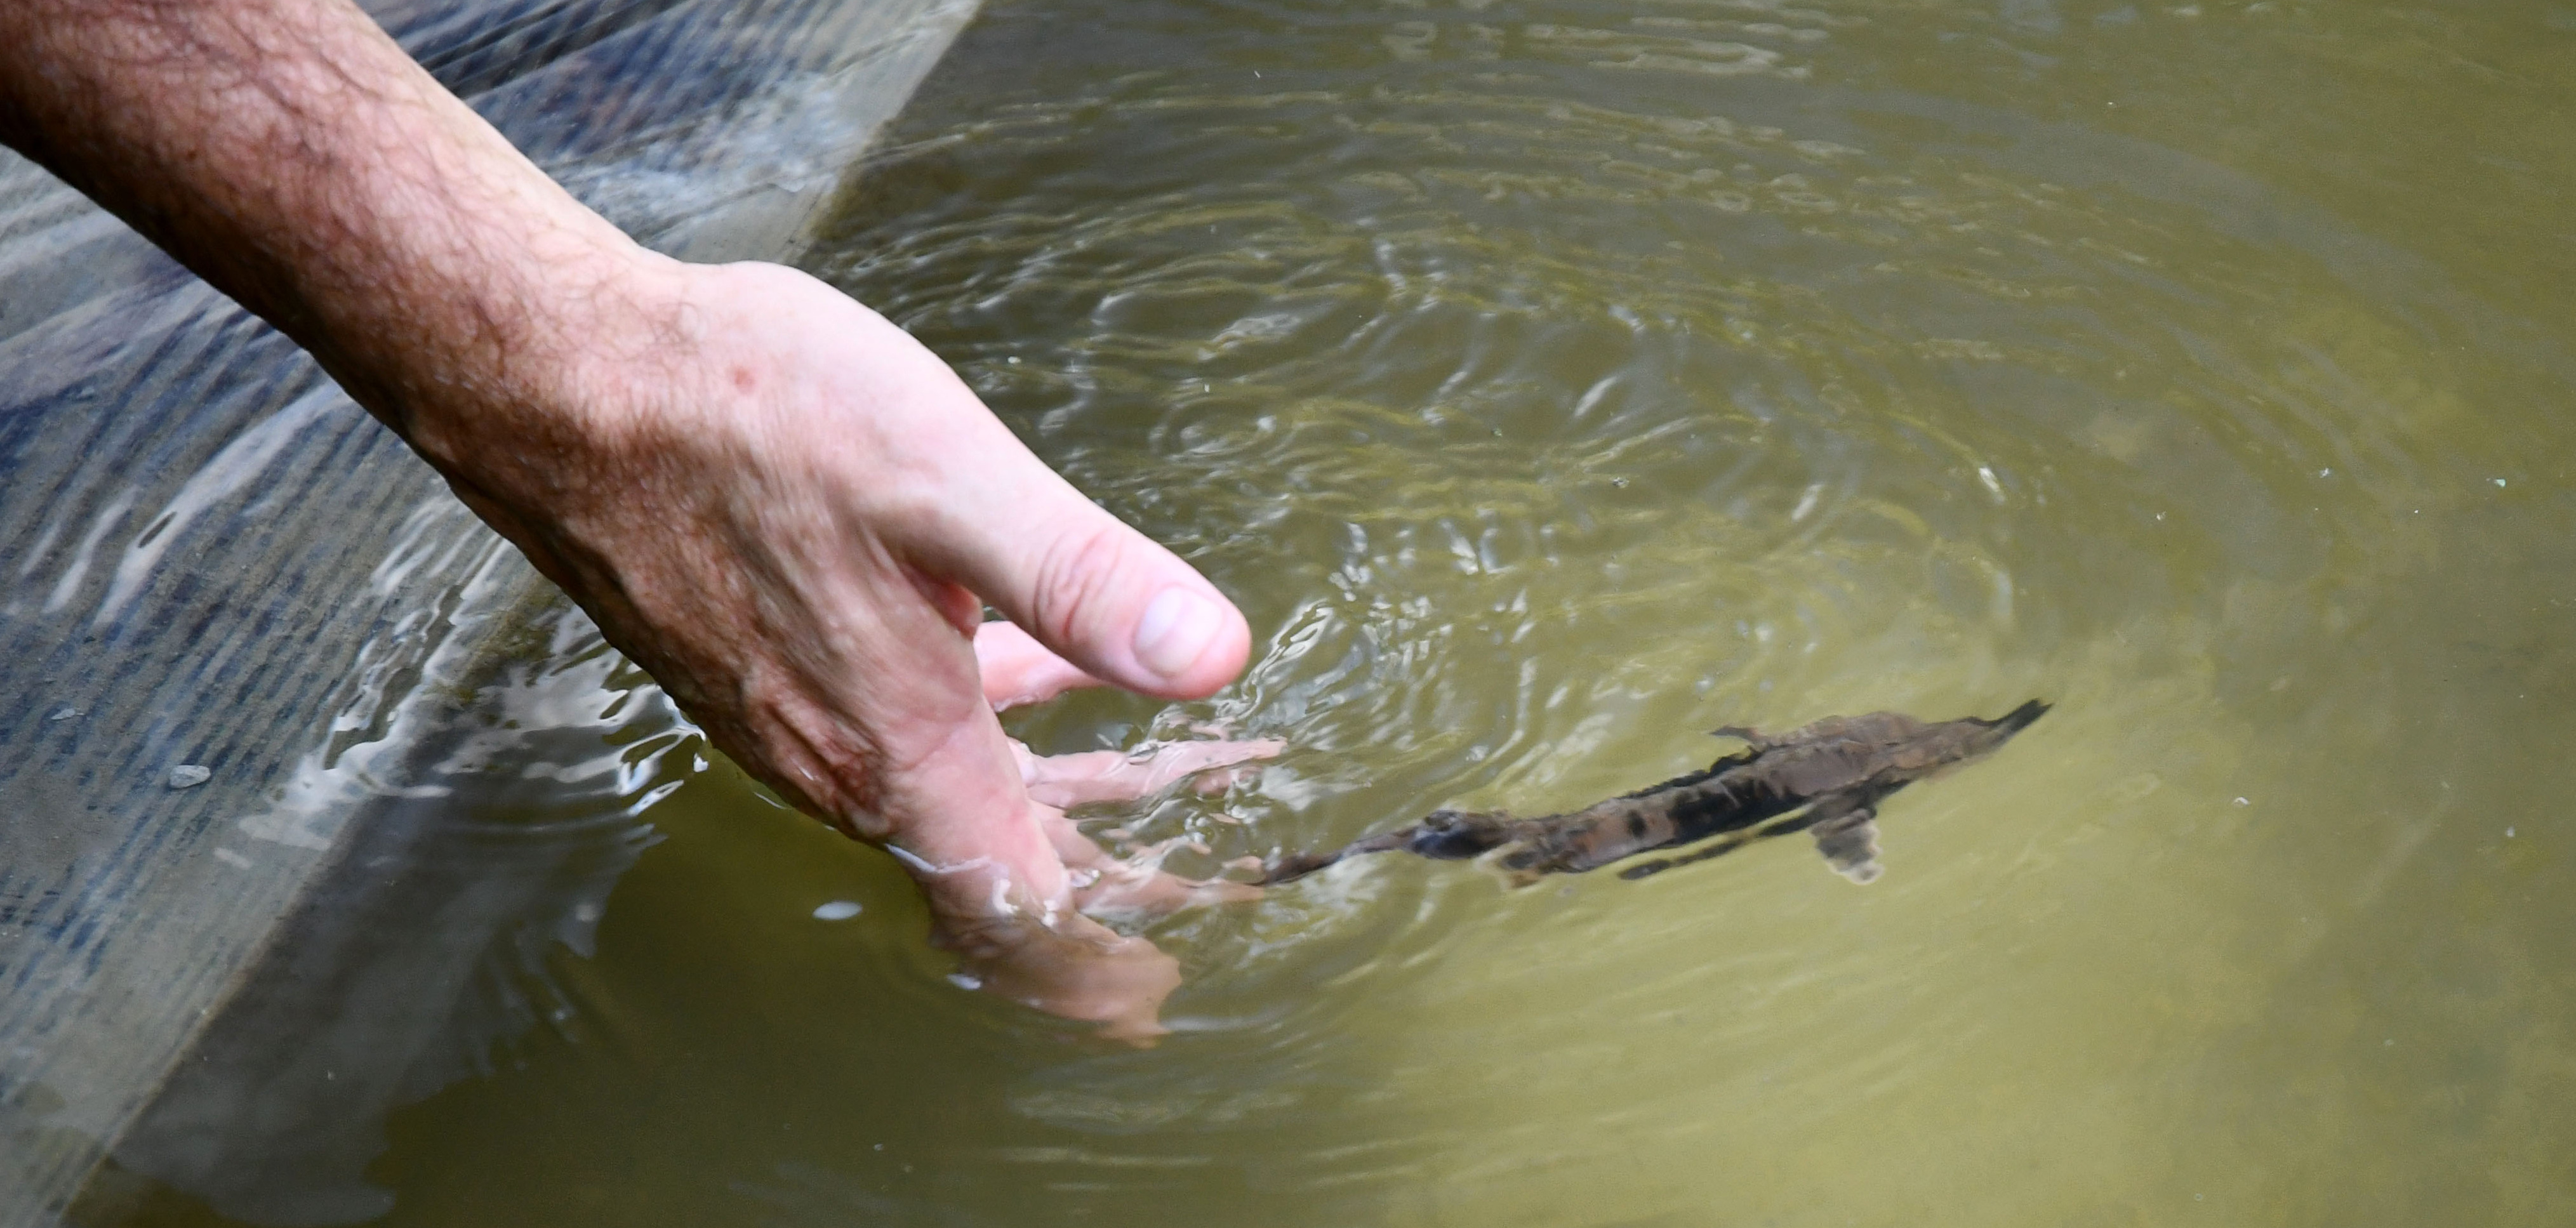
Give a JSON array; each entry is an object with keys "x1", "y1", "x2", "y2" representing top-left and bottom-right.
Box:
[{"x1": 100, "y1": 0, "x2": 2576, "y2": 1224}]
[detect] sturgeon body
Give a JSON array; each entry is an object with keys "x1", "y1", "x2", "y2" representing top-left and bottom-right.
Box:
[{"x1": 1261, "y1": 700, "x2": 2048, "y2": 886}]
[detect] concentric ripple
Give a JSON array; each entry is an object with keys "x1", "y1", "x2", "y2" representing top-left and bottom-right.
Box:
[{"x1": 326, "y1": 1, "x2": 2576, "y2": 1225}]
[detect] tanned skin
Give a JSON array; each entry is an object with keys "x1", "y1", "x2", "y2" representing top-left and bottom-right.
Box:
[{"x1": 0, "y1": 0, "x2": 1272, "y2": 1041}]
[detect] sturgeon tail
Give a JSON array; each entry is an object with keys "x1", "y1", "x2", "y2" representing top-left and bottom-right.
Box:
[
  {"x1": 1988, "y1": 700, "x2": 2050, "y2": 725},
  {"x1": 1988, "y1": 699, "x2": 2050, "y2": 736}
]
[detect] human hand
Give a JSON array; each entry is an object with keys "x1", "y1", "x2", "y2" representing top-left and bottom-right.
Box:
[
  {"x1": 0, "y1": 0, "x2": 1265, "y2": 1038},
  {"x1": 419, "y1": 259, "x2": 1265, "y2": 1040}
]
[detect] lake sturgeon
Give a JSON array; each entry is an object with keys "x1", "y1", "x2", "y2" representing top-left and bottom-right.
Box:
[{"x1": 1261, "y1": 701, "x2": 2049, "y2": 886}]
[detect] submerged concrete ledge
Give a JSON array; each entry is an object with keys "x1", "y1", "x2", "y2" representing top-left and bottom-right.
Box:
[{"x1": 0, "y1": 1, "x2": 979, "y2": 1222}]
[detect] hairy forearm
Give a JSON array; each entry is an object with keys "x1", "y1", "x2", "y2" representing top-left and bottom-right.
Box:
[{"x1": 0, "y1": 0, "x2": 654, "y2": 464}]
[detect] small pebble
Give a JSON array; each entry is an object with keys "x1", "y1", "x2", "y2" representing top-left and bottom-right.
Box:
[
  {"x1": 811, "y1": 900, "x2": 862, "y2": 921},
  {"x1": 168, "y1": 765, "x2": 211, "y2": 789}
]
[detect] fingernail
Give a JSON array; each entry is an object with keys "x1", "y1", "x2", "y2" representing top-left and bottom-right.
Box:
[{"x1": 1133, "y1": 587, "x2": 1223, "y2": 679}]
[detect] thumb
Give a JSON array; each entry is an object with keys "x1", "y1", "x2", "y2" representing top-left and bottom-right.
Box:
[{"x1": 918, "y1": 468, "x2": 1251, "y2": 701}]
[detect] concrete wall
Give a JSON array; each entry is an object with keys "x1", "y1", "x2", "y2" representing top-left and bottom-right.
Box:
[{"x1": 0, "y1": 1, "x2": 979, "y2": 1222}]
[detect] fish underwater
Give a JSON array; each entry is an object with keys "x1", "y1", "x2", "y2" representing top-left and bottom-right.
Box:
[{"x1": 1260, "y1": 701, "x2": 2049, "y2": 887}]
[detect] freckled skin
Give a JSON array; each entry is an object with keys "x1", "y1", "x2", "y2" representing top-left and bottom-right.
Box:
[{"x1": 1261, "y1": 700, "x2": 2048, "y2": 887}]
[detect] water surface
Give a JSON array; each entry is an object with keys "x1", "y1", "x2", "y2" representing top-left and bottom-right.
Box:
[{"x1": 98, "y1": 0, "x2": 2576, "y2": 1223}]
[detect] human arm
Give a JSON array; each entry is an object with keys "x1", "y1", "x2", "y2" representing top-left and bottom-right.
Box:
[{"x1": 0, "y1": 0, "x2": 1256, "y2": 1037}]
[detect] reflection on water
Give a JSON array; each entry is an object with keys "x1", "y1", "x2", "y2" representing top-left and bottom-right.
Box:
[
  {"x1": 88, "y1": 599, "x2": 694, "y2": 1225},
  {"x1": 98, "y1": 0, "x2": 2576, "y2": 1224}
]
